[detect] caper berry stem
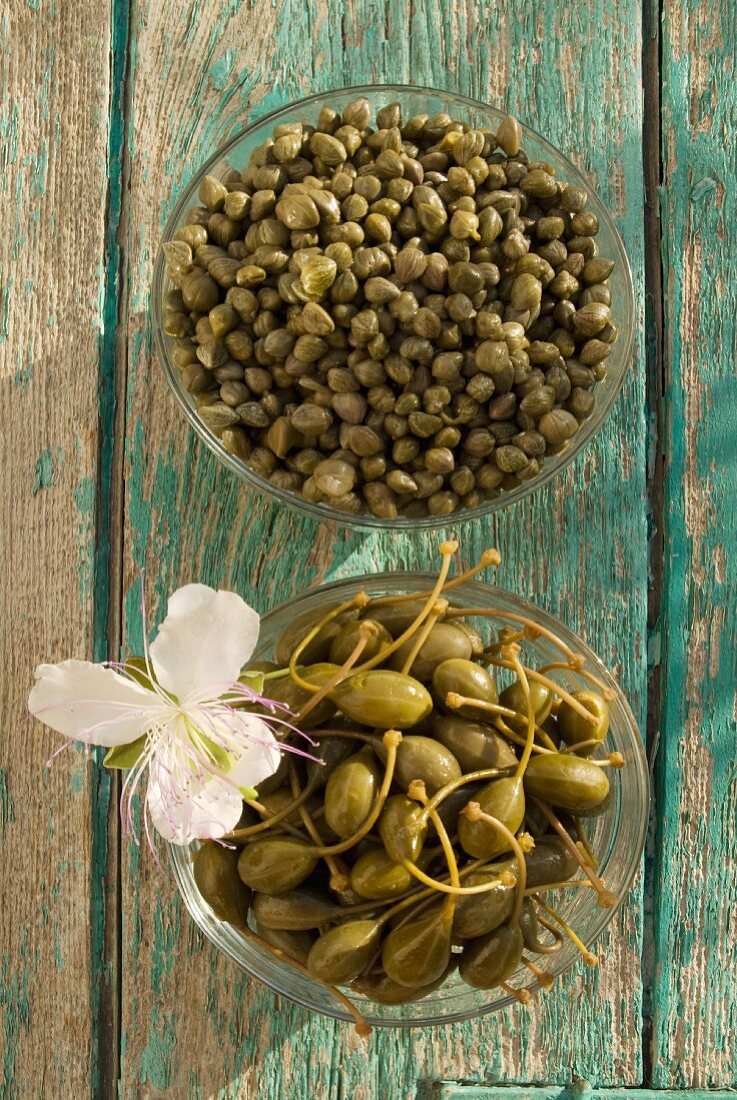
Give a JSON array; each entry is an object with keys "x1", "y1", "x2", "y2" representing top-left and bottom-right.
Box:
[
  {"x1": 409, "y1": 767, "x2": 508, "y2": 823},
  {"x1": 589, "y1": 752, "x2": 624, "y2": 768},
  {"x1": 399, "y1": 602, "x2": 447, "y2": 675},
  {"x1": 294, "y1": 621, "x2": 378, "y2": 718},
  {"x1": 573, "y1": 818, "x2": 599, "y2": 869},
  {"x1": 533, "y1": 896, "x2": 598, "y2": 966},
  {"x1": 400, "y1": 857, "x2": 516, "y2": 898},
  {"x1": 521, "y1": 955, "x2": 555, "y2": 990},
  {"x1": 355, "y1": 540, "x2": 459, "y2": 673},
  {"x1": 524, "y1": 879, "x2": 594, "y2": 896},
  {"x1": 244, "y1": 925, "x2": 372, "y2": 1036},
  {"x1": 225, "y1": 780, "x2": 318, "y2": 840},
  {"x1": 538, "y1": 661, "x2": 616, "y2": 700},
  {"x1": 309, "y1": 728, "x2": 379, "y2": 743},
  {"x1": 487, "y1": 659, "x2": 601, "y2": 726},
  {"x1": 448, "y1": 608, "x2": 581, "y2": 663},
  {"x1": 521, "y1": 905, "x2": 565, "y2": 954},
  {"x1": 506, "y1": 646, "x2": 536, "y2": 778},
  {"x1": 287, "y1": 762, "x2": 351, "y2": 891},
  {"x1": 486, "y1": 714, "x2": 555, "y2": 755},
  {"x1": 531, "y1": 797, "x2": 615, "y2": 908},
  {"x1": 499, "y1": 981, "x2": 532, "y2": 1006},
  {"x1": 562, "y1": 737, "x2": 606, "y2": 755},
  {"x1": 462, "y1": 801, "x2": 527, "y2": 925},
  {"x1": 367, "y1": 548, "x2": 501, "y2": 609},
  {"x1": 243, "y1": 798, "x2": 313, "y2": 842},
  {"x1": 288, "y1": 593, "x2": 370, "y2": 691},
  {"x1": 445, "y1": 691, "x2": 519, "y2": 721},
  {"x1": 301, "y1": 731, "x2": 402, "y2": 856},
  {"x1": 405, "y1": 781, "x2": 462, "y2": 923}
]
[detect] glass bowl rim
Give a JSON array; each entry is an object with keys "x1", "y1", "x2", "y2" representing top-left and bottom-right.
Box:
[
  {"x1": 153, "y1": 82, "x2": 636, "y2": 531},
  {"x1": 168, "y1": 569, "x2": 649, "y2": 1027}
]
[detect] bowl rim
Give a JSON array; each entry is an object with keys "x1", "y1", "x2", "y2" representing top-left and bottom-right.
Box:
[
  {"x1": 168, "y1": 570, "x2": 649, "y2": 1027},
  {"x1": 153, "y1": 82, "x2": 637, "y2": 530}
]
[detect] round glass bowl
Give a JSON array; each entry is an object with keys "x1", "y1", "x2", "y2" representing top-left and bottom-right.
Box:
[
  {"x1": 154, "y1": 84, "x2": 635, "y2": 530},
  {"x1": 170, "y1": 573, "x2": 648, "y2": 1028}
]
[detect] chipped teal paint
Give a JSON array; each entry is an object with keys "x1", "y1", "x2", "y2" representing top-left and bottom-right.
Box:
[
  {"x1": 651, "y1": 0, "x2": 737, "y2": 1085},
  {"x1": 1, "y1": 929, "x2": 32, "y2": 1098},
  {"x1": 31, "y1": 448, "x2": 56, "y2": 494},
  {"x1": 438, "y1": 1089, "x2": 737, "y2": 1099},
  {"x1": 12, "y1": 355, "x2": 33, "y2": 392},
  {"x1": 119, "y1": 0, "x2": 648, "y2": 1094}
]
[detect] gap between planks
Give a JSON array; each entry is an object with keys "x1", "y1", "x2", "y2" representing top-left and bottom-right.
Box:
[
  {"x1": 92, "y1": 0, "x2": 134, "y2": 1094},
  {"x1": 640, "y1": 0, "x2": 666, "y2": 1087}
]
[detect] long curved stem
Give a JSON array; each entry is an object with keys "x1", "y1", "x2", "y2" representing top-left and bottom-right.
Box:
[
  {"x1": 410, "y1": 767, "x2": 509, "y2": 824},
  {"x1": 294, "y1": 622, "x2": 376, "y2": 721},
  {"x1": 538, "y1": 661, "x2": 616, "y2": 699},
  {"x1": 302, "y1": 731, "x2": 401, "y2": 856},
  {"x1": 531, "y1": 797, "x2": 615, "y2": 908},
  {"x1": 574, "y1": 818, "x2": 599, "y2": 869},
  {"x1": 462, "y1": 801, "x2": 527, "y2": 924},
  {"x1": 486, "y1": 659, "x2": 600, "y2": 726},
  {"x1": 446, "y1": 607, "x2": 580, "y2": 662},
  {"x1": 508, "y1": 647, "x2": 535, "y2": 778},
  {"x1": 353, "y1": 540, "x2": 458, "y2": 673},
  {"x1": 225, "y1": 783, "x2": 317, "y2": 840},
  {"x1": 365, "y1": 548, "x2": 501, "y2": 610},
  {"x1": 491, "y1": 716, "x2": 555, "y2": 755},
  {"x1": 288, "y1": 593, "x2": 369, "y2": 692},
  {"x1": 287, "y1": 763, "x2": 350, "y2": 891},
  {"x1": 399, "y1": 604, "x2": 445, "y2": 675},
  {"x1": 533, "y1": 896, "x2": 598, "y2": 966}
]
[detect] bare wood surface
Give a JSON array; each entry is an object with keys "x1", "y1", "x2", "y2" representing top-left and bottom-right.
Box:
[
  {"x1": 117, "y1": 0, "x2": 647, "y2": 1094},
  {"x1": 0, "y1": 1, "x2": 114, "y2": 1096}
]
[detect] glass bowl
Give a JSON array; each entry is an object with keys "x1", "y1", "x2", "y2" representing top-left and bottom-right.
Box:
[
  {"x1": 154, "y1": 84, "x2": 635, "y2": 530},
  {"x1": 169, "y1": 573, "x2": 648, "y2": 1028}
]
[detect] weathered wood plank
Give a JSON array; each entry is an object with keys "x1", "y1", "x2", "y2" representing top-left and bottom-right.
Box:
[
  {"x1": 118, "y1": 0, "x2": 647, "y2": 1093},
  {"x1": 436, "y1": 1088, "x2": 737, "y2": 1099},
  {"x1": 651, "y1": 0, "x2": 737, "y2": 1086},
  {"x1": 0, "y1": 2, "x2": 114, "y2": 1096}
]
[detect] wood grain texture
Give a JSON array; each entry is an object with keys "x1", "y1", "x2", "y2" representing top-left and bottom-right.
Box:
[
  {"x1": 0, "y1": 1, "x2": 114, "y2": 1096},
  {"x1": 652, "y1": 0, "x2": 737, "y2": 1086},
  {"x1": 117, "y1": 0, "x2": 647, "y2": 1094},
  {"x1": 436, "y1": 1088, "x2": 737, "y2": 1099}
]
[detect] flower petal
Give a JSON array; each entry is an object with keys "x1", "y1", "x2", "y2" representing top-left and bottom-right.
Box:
[
  {"x1": 28, "y1": 660, "x2": 158, "y2": 748},
  {"x1": 146, "y1": 760, "x2": 243, "y2": 845},
  {"x1": 149, "y1": 584, "x2": 260, "y2": 701},
  {"x1": 226, "y1": 715, "x2": 282, "y2": 791}
]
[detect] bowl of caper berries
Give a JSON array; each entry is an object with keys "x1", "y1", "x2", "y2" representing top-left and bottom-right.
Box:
[
  {"x1": 169, "y1": 544, "x2": 648, "y2": 1029},
  {"x1": 155, "y1": 86, "x2": 635, "y2": 526}
]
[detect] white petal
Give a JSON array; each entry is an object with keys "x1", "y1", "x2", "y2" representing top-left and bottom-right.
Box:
[
  {"x1": 149, "y1": 584, "x2": 260, "y2": 700},
  {"x1": 226, "y1": 715, "x2": 282, "y2": 791},
  {"x1": 146, "y1": 758, "x2": 243, "y2": 845},
  {"x1": 28, "y1": 660, "x2": 158, "y2": 748}
]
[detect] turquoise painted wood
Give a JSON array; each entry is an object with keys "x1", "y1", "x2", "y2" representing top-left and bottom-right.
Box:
[
  {"x1": 2, "y1": 0, "x2": 736, "y2": 1095},
  {"x1": 437, "y1": 1088, "x2": 737, "y2": 1099},
  {"x1": 117, "y1": 0, "x2": 648, "y2": 1094},
  {"x1": 650, "y1": 0, "x2": 737, "y2": 1086}
]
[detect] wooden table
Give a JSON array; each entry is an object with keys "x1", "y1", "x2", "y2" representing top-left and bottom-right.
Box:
[{"x1": 2, "y1": 0, "x2": 736, "y2": 1095}]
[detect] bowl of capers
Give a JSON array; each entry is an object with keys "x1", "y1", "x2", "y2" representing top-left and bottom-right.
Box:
[
  {"x1": 169, "y1": 543, "x2": 648, "y2": 1029},
  {"x1": 155, "y1": 85, "x2": 635, "y2": 527}
]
